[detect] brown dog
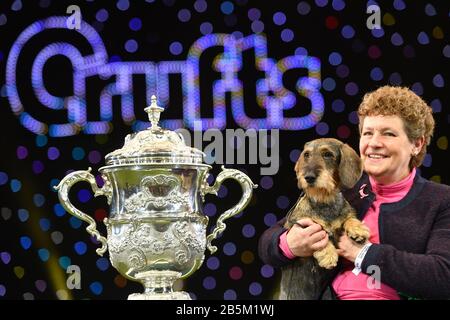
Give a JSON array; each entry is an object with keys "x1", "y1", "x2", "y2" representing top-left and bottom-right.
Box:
[{"x1": 279, "y1": 138, "x2": 370, "y2": 300}]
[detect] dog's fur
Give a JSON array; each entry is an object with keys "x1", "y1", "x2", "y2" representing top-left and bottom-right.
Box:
[{"x1": 279, "y1": 138, "x2": 370, "y2": 300}]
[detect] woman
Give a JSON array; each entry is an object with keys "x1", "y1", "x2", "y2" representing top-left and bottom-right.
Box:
[{"x1": 258, "y1": 86, "x2": 450, "y2": 299}]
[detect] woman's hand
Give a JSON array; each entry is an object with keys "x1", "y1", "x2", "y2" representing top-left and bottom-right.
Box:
[
  {"x1": 286, "y1": 218, "x2": 329, "y2": 257},
  {"x1": 336, "y1": 233, "x2": 366, "y2": 262}
]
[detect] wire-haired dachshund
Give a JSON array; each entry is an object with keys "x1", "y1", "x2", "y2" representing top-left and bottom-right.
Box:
[{"x1": 279, "y1": 138, "x2": 370, "y2": 300}]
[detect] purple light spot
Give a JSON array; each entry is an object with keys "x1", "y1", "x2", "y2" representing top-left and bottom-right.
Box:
[
  {"x1": 332, "y1": 0, "x2": 345, "y2": 11},
  {"x1": 47, "y1": 147, "x2": 60, "y2": 160},
  {"x1": 242, "y1": 224, "x2": 255, "y2": 238},
  {"x1": 425, "y1": 4, "x2": 436, "y2": 16},
  {"x1": 433, "y1": 74, "x2": 444, "y2": 88},
  {"x1": 223, "y1": 242, "x2": 236, "y2": 256},
  {"x1": 251, "y1": 20, "x2": 264, "y2": 33},
  {"x1": 200, "y1": 22, "x2": 213, "y2": 35},
  {"x1": 247, "y1": 8, "x2": 261, "y2": 21},
  {"x1": 203, "y1": 276, "x2": 216, "y2": 290},
  {"x1": 276, "y1": 196, "x2": 290, "y2": 209},
  {"x1": 264, "y1": 213, "x2": 277, "y2": 227},
  {"x1": 417, "y1": 32, "x2": 429, "y2": 45},
  {"x1": 289, "y1": 149, "x2": 300, "y2": 162},
  {"x1": 88, "y1": 150, "x2": 102, "y2": 164},
  {"x1": 370, "y1": 67, "x2": 383, "y2": 81},
  {"x1": 371, "y1": 27, "x2": 384, "y2": 38},
  {"x1": 430, "y1": 99, "x2": 442, "y2": 113},
  {"x1": 194, "y1": 0, "x2": 207, "y2": 13},
  {"x1": 391, "y1": 32, "x2": 403, "y2": 46},
  {"x1": 78, "y1": 189, "x2": 92, "y2": 203},
  {"x1": 261, "y1": 265, "x2": 274, "y2": 278},
  {"x1": 0, "y1": 285, "x2": 5, "y2": 297},
  {"x1": 260, "y1": 176, "x2": 273, "y2": 190},
  {"x1": 17, "y1": 146, "x2": 28, "y2": 159},
  {"x1": 95, "y1": 175, "x2": 105, "y2": 188},
  {"x1": 273, "y1": 12, "x2": 286, "y2": 25},
  {"x1": 389, "y1": 72, "x2": 402, "y2": 85},
  {"x1": 295, "y1": 47, "x2": 308, "y2": 56},
  {"x1": 315, "y1": 0, "x2": 328, "y2": 7},
  {"x1": 341, "y1": 25, "x2": 355, "y2": 39},
  {"x1": 249, "y1": 282, "x2": 262, "y2": 296},
  {"x1": 345, "y1": 82, "x2": 359, "y2": 96},
  {"x1": 206, "y1": 257, "x2": 220, "y2": 270},
  {"x1": 297, "y1": 2, "x2": 311, "y2": 15},
  {"x1": 411, "y1": 82, "x2": 423, "y2": 95},
  {"x1": 224, "y1": 289, "x2": 237, "y2": 300},
  {"x1": 169, "y1": 41, "x2": 183, "y2": 55},
  {"x1": 125, "y1": 39, "x2": 138, "y2": 53},
  {"x1": 393, "y1": 0, "x2": 405, "y2": 10},
  {"x1": 129, "y1": 17, "x2": 142, "y2": 31},
  {"x1": 32, "y1": 160, "x2": 44, "y2": 174},
  {"x1": 336, "y1": 64, "x2": 349, "y2": 78},
  {"x1": 328, "y1": 52, "x2": 342, "y2": 66},
  {"x1": 204, "y1": 203, "x2": 216, "y2": 217},
  {"x1": 1, "y1": 252, "x2": 11, "y2": 264},
  {"x1": 178, "y1": 9, "x2": 191, "y2": 22},
  {"x1": 443, "y1": 45, "x2": 450, "y2": 58},
  {"x1": 0, "y1": 14, "x2": 7, "y2": 26},
  {"x1": 281, "y1": 28, "x2": 294, "y2": 42},
  {"x1": 348, "y1": 111, "x2": 359, "y2": 125},
  {"x1": 423, "y1": 154, "x2": 432, "y2": 167},
  {"x1": 403, "y1": 45, "x2": 415, "y2": 58},
  {"x1": 220, "y1": 1, "x2": 234, "y2": 15},
  {"x1": 316, "y1": 122, "x2": 329, "y2": 136},
  {"x1": 96, "y1": 9, "x2": 108, "y2": 22},
  {"x1": 35, "y1": 280, "x2": 47, "y2": 292},
  {"x1": 332, "y1": 99, "x2": 345, "y2": 113},
  {"x1": 109, "y1": 55, "x2": 122, "y2": 62}
]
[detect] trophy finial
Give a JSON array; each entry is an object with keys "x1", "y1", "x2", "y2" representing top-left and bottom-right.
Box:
[{"x1": 144, "y1": 95, "x2": 164, "y2": 131}]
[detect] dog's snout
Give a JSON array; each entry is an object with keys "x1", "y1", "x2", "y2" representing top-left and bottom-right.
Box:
[{"x1": 304, "y1": 174, "x2": 316, "y2": 185}]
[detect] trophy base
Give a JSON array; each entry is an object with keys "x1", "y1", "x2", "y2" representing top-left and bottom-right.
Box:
[{"x1": 128, "y1": 291, "x2": 191, "y2": 300}]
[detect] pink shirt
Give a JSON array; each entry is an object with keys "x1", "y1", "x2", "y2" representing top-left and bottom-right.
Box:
[
  {"x1": 279, "y1": 168, "x2": 416, "y2": 299},
  {"x1": 332, "y1": 168, "x2": 416, "y2": 300}
]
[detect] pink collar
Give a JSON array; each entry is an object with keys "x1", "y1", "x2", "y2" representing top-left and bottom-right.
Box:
[{"x1": 369, "y1": 167, "x2": 416, "y2": 196}]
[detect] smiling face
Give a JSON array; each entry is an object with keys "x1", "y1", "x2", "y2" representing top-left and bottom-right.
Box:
[{"x1": 359, "y1": 115, "x2": 424, "y2": 185}]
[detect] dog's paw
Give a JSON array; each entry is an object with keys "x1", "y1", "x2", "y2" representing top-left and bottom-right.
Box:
[
  {"x1": 347, "y1": 225, "x2": 370, "y2": 244},
  {"x1": 314, "y1": 249, "x2": 338, "y2": 270}
]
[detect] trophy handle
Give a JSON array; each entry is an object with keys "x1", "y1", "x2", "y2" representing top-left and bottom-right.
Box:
[
  {"x1": 54, "y1": 168, "x2": 112, "y2": 256},
  {"x1": 203, "y1": 166, "x2": 257, "y2": 254}
]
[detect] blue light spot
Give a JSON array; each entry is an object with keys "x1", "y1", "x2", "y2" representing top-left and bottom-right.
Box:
[
  {"x1": 393, "y1": 0, "x2": 405, "y2": 10},
  {"x1": 69, "y1": 216, "x2": 82, "y2": 229},
  {"x1": 417, "y1": 32, "x2": 429, "y2": 45},
  {"x1": 389, "y1": 72, "x2": 402, "y2": 85},
  {"x1": 370, "y1": 67, "x2": 383, "y2": 81},
  {"x1": 203, "y1": 276, "x2": 216, "y2": 290},
  {"x1": 54, "y1": 204, "x2": 66, "y2": 217},
  {"x1": 117, "y1": 0, "x2": 129, "y2": 11},
  {"x1": 391, "y1": 32, "x2": 403, "y2": 46},
  {"x1": 178, "y1": 9, "x2": 191, "y2": 22},
  {"x1": 260, "y1": 176, "x2": 273, "y2": 190},
  {"x1": 242, "y1": 224, "x2": 256, "y2": 238},
  {"x1": 72, "y1": 147, "x2": 85, "y2": 160},
  {"x1": 39, "y1": 218, "x2": 51, "y2": 232},
  {"x1": 169, "y1": 41, "x2": 183, "y2": 55},
  {"x1": 218, "y1": 185, "x2": 228, "y2": 198},
  {"x1": 332, "y1": 0, "x2": 345, "y2": 11},
  {"x1": 89, "y1": 282, "x2": 103, "y2": 295},
  {"x1": 224, "y1": 289, "x2": 237, "y2": 300},
  {"x1": 78, "y1": 189, "x2": 92, "y2": 203},
  {"x1": 425, "y1": 4, "x2": 436, "y2": 16},
  {"x1": 96, "y1": 258, "x2": 110, "y2": 271},
  {"x1": 289, "y1": 149, "x2": 300, "y2": 162},
  {"x1": 273, "y1": 12, "x2": 286, "y2": 25},
  {"x1": 204, "y1": 203, "x2": 217, "y2": 217},
  {"x1": 18, "y1": 209, "x2": 29, "y2": 222},
  {"x1": 206, "y1": 256, "x2": 220, "y2": 270},
  {"x1": 276, "y1": 196, "x2": 290, "y2": 209},
  {"x1": 129, "y1": 17, "x2": 142, "y2": 31},
  {"x1": 348, "y1": 111, "x2": 359, "y2": 124},
  {"x1": 261, "y1": 264, "x2": 275, "y2": 278},
  {"x1": 33, "y1": 194, "x2": 45, "y2": 207},
  {"x1": 36, "y1": 135, "x2": 48, "y2": 147},
  {"x1": 20, "y1": 236, "x2": 32, "y2": 250},
  {"x1": 411, "y1": 82, "x2": 423, "y2": 95},
  {"x1": 322, "y1": 77, "x2": 336, "y2": 91},
  {"x1": 74, "y1": 241, "x2": 87, "y2": 255},
  {"x1": 59, "y1": 256, "x2": 71, "y2": 269},
  {"x1": 295, "y1": 47, "x2": 308, "y2": 56},
  {"x1": 220, "y1": 1, "x2": 234, "y2": 15},
  {"x1": 0, "y1": 172, "x2": 8, "y2": 185},
  {"x1": 341, "y1": 25, "x2": 355, "y2": 39},
  {"x1": 200, "y1": 22, "x2": 213, "y2": 35},
  {"x1": 433, "y1": 74, "x2": 444, "y2": 88},
  {"x1": 316, "y1": 122, "x2": 329, "y2": 135},
  {"x1": 96, "y1": 9, "x2": 109, "y2": 22},
  {"x1": 223, "y1": 242, "x2": 236, "y2": 256},
  {"x1": 371, "y1": 28, "x2": 384, "y2": 38},
  {"x1": 125, "y1": 39, "x2": 138, "y2": 53},
  {"x1": 50, "y1": 179, "x2": 60, "y2": 192},
  {"x1": 315, "y1": 0, "x2": 328, "y2": 7},
  {"x1": 281, "y1": 28, "x2": 294, "y2": 42},
  {"x1": 332, "y1": 99, "x2": 345, "y2": 112},
  {"x1": 443, "y1": 45, "x2": 450, "y2": 58},
  {"x1": 328, "y1": 52, "x2": 342, "y2": 65},
  {"x1": 263, "y1": 213, "x2": 277, "y2": 227},
  {"x1": 423, "y1": 154, "x2": 432, "y2": 167},
  {"x1": 10, "y1": 179, "x2": 22, "y2": 192},
  {"x1": 430, "y1": 99, "x2": 442, "y2": 113},
  {"x1": 38, "y1": 249, "x2": 50, "y2": 262},
  {"x1": 249, "y1": 282, "x2": 262, "y2": 296}
]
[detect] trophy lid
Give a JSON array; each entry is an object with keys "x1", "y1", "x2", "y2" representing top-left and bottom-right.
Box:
[{"x1": 105, "y1": 95, "x2": 204, "y2": 166}]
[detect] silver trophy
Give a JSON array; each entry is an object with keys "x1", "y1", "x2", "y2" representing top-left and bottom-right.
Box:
[{"x1": 55, "y1": 96, "x2": 257, "y2": 299}]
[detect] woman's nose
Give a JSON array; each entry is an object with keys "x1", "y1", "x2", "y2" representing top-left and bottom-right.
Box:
[{"x1": 367, "y1": 133, "x2": 383, "y2": 147}]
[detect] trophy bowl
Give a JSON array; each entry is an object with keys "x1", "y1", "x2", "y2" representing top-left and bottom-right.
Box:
[{"x1": 55, "y1": 96, "x2": 257, "y2": 299}]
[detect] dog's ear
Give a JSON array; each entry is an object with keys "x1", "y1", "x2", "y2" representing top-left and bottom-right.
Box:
[{"x1": 339, "y1": 143, "x2": 363, "y2": 189}]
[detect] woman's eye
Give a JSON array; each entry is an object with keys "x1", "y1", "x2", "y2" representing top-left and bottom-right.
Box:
[
  {"x1": 362, "y1": 131, "x2": 372, "y2": 136},
  {"x1": 384, "y1": 132, "x2": 396, "y2": 137}
]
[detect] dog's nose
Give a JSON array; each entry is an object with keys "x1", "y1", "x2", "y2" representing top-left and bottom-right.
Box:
[{"x1": 304, "y1": 174, "x2": 316, "y2": 185}]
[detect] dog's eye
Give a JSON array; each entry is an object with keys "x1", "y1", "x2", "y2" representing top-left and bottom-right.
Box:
[
  {"x1": 303, "y1": 152, "x2": 310, "y2": 159},
  {"x1": 322, "y1": 151, "x2": 334, "y2": 158}
]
